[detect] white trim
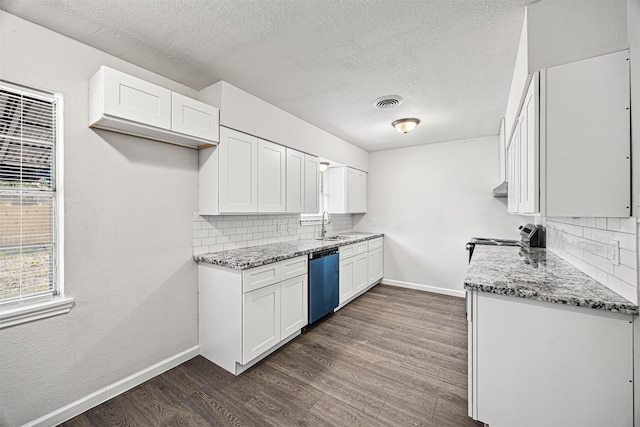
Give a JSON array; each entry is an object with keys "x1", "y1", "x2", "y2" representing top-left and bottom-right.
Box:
[
  {"x1": 383, "y1": 279, "x2": 466, "y2": 298},
  {"x1": 0, "y1": 296, "x2": 74, "y2": 329},
  {"x1": 22, "y1": 345, "x2": 200, "y2": 427},
  {"x1": 55, "y1": 91, "x2": 65, "y2": 297}
]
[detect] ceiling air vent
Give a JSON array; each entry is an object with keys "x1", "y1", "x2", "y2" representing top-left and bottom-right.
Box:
[{"x1": 373, "y1": 95, "x2": 403, "y2": 110}]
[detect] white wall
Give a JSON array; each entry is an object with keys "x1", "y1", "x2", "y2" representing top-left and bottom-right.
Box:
[
  {"x1": 527, "y1": 0, "x2": 628, "y2": 73},
  {"x1": 629, "y1": 0, "x2": 640, "y2": 218},
  {"x1": 199, "y1": 81, "x2": 369, "y2": 172},
  {"x1": 0, "y1": 12, "x2": 199, "y2": 426},
  {"x1": 353, "y1": 136, "x2": 526, "y2": 294}
]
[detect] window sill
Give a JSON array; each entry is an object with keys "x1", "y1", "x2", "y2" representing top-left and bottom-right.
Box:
[{"x1": 0, "y1": 296, "x2": 75, "y2": 329}]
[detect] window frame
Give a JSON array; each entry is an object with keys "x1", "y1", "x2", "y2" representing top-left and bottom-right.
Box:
[{"x1": 0, "y1": 81, "x2": 73, "y2": 329}]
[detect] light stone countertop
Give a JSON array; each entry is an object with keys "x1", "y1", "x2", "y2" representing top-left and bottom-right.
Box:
[
  {"x1": 194, "y1": 232, "x2": 383, "y2": 270},
  {"x1": 464, "y1": 245, "x2": 638, "y2": 315}
]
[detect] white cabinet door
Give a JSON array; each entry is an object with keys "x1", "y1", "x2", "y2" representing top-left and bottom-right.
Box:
[
  {"x1": 346, "y1": 168, "x2": 366, "y2": 213},
  {"x1": 280, "y1": 275, "x2": 308, "y2": 338},
  {"x1": 518, "y1": 74, "x2": 539, "y2": 214},
  {"x1": 101, "y1": 66, "x2": 171, "y2": 129},
  {"x1": 339, "y1": 257, "x2": 355, "y2": 305},
  {"x1": 219, "y1": 127, "x2": 258, "y2": 213},
  {"x1": 258, "y1": 139, "x2": 286, "y2": 212},
  {"x1": 368, "y1": 247, "x2": 384, "y2": 286},
  {"x1": 353, "y1": 253, "x2": 368, "y2": 293},
  {"x1": 474, "y1": 292, "x2": 633, "y2": 427},
  {"x1": 286, "y1": 148, "x2": 305, "y2": 212},
  {"x1": 242, "y1": 283, "x2": 281, "y2": 364},
  {"x1": 304, "y1": 154, "x2": 319, "y2": 213},
  {"x1": 327, "y1": 166, "x2": 366, "y2": 214},
  {"x1": 507, "y1": 123, "x2": 520, "y2": 214},
  {"x1": 171, "y1": 92, "x2": 219, "y2": 142}
]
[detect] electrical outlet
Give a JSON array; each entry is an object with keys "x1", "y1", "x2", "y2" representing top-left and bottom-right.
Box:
[
  {"x1": 287, "y1": 223, "x2": 293, "y2": 232},
  {"x1": 277, "y1": 223, "x2": 285, "y2": 233},
  {"x1": 610, "y1": 240, "x2": 620, "y2": 265},
  {"x1": 371, "y1": 218, "x2": 377, "y2": 226}
]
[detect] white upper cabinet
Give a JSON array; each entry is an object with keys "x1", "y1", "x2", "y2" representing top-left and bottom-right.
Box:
[
  {"x1": 303, "y1": 154, "x2": 319, "y2": 213},
  {"x1": 286, "y1": 149, "x2": 319, "y2": 213},
  {"x1": 286, "y1": 148, "x2": 305, "y2": 213},
  {"x1": 171, "y1": 92, "x2": 220, "y2": 142},
  {"x1": 258, "y1": 139, "x2": 286, "y2": 212},
  {"x1": 201, "y1": 127, "x2": 320, "y2": 215},
  {"x1": 518, "y1": 74, "x2": 539, "y2": 215},
  {"x1": 327, "y1": 166, "x2": 367, "y2": 214},
  {"x1": 507, "y1": 50, "x2": 630, "y2": 217},
  {"x1": 219, "y1": 127, "x2": 258, "y2": 213},
  {"x1": 89, "y1": 66, "x2": 219, "y2": 148}
]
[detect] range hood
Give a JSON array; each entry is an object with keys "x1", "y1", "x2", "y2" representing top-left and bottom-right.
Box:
[{"x1": 492, "y1": 181, "x2": 508, "y2": 198}]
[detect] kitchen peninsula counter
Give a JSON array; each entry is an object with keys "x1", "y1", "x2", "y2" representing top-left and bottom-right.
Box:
[
  {"x1": 464, "y1": 245, "x2": 638, "y2": 315},
  {"x1": 194, "y1": 232, "x2": 383, "y2": 270}
]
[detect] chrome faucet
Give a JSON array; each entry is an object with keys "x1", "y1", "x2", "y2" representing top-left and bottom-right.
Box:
[{"x1": 320, "y1": 211, "x2": 330, "y2": 238}]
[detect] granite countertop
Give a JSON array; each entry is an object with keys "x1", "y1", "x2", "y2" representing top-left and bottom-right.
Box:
[
  {"x1": 194, "y1": 232, "x2": 383, "y2": 270},
  {"x1": 464, "y1": 246, "x2": 638, "y2": 315}
]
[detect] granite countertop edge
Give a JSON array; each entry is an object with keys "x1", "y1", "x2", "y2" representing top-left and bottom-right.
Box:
[
  {"x1": 464, "y1": 246, "x2": 639, "y2": 315},
  {"x1": 194, "y1": 233, "x2": 384, "y2": 270},
  {"x1": 464, "y1": 282, "x2": 639, "y2": 315}
]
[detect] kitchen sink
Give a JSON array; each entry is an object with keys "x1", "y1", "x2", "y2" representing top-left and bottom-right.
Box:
[{"x1": 316, "y1": 236, "x2": 346, "y2": 241}]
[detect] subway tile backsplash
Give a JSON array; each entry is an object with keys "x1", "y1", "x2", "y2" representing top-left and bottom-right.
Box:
[
  {"x1": 193, "y1": 213, "x2": 353, "y2": 255},
  {"x1": 546, "y1": 217, "x2": 638, "y2": 304}
]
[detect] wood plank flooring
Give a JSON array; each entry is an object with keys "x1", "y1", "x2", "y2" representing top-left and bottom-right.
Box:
[{"x1": 61, "y1": 285, "x2": 481, "y2": 426}]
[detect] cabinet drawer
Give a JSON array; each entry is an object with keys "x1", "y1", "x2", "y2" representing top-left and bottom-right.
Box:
[
  {"x1": 340, "y1": 241, "x2": 368, "y2": 260},
  {"x1": 243, "y1": 263, "x2": 281, "y2": 293},
  {"x1": 368, "y1": 238, "x2": 383, "y2": 250},
  {"x1": 280, "y1": 256, "x2": 308, "y2": 280}
]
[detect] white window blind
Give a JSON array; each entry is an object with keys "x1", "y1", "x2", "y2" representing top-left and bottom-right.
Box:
[{"x1": 0, "y1": 82, "x2": 58, "y2": 304}]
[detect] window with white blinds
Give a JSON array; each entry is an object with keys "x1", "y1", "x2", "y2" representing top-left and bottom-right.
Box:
[{"x1": 0, "y1": 82, "x2": 59, "y2": 305}]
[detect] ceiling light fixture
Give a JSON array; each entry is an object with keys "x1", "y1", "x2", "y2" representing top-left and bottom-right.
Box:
[
  {"x1": 392, "y1": 118, "x2": 420, "y2": 134},
  {"x1": 319, "y1": 161, "x2": 330, "y2": 173}
]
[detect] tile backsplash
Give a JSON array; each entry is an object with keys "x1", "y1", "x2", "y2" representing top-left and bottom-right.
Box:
[
  {"x1": 546, "y1": 217, "x2": 638, "y2": 303},
  {"x1": 193, "y1": 213, "x2": 353, "y2": 255}
]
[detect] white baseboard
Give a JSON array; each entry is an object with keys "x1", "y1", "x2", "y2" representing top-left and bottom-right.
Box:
[
  {"x1": 24, "y1": 345, "x2": 200, "y2": 427},
  {"x1": 382, "y1": 279, "x2": 465, "y2": 298}
]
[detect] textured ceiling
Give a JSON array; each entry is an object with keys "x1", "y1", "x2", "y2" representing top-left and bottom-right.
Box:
[{"x1": 1, "y1": 0, "x2": 530, "y2": 152}]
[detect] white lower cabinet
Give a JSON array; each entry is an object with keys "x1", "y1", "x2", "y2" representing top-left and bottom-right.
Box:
[
  {"x1": 338, "y1": 238, "x2": 384, "y2": 308},
  {"x1": 242, "y1": 283, "x2": 280, "y2": 364},
  {"x1": 468, "y1": 290, "x2": 633, "y2": 427},
  {"x1": 280, "y1": 275, "x2": 308, "y2": 337},
  {"x1": 199, "y1": 256, "x2": 308, "y2": 375}
]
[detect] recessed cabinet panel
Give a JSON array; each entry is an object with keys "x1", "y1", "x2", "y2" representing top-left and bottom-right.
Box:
[
  {"x1": 280, "y1": 275, "x2": 308, "y2": 338},
  {"x1": 339, "y1": 258, "x2": 355, "y2": 305},
  {"x1": 101, "y1": 67, "x2": 171, "y2": 130},
  {"x1": 242, "y1": 283, "x2": 281, "y2": 364},
  {"x1": 368, "y1": 247, "x2": 384, "y2": 286},
  {"x1": 304, "y1": 154, "x2": 319, "y2": 213},
  {"x1": 286, "y1": 148, "x2": 305, "y2": 212},
  {"x1": 171, "y1": 92, "x2": 219, "y2": 142},
  {"x1": 219, "y1": 127, "x2": 258, "y2": 212},
  {"x1": 353, "y1": 253, "x2": 368, "y2": 293},
  {"x1": 258, "y1": 140, "x2": 286, "y2": 212}
]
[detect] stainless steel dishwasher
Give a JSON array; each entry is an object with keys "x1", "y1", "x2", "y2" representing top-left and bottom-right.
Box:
[{"x1": 308, "y1": 247, "x2": 339, "y2": 324}]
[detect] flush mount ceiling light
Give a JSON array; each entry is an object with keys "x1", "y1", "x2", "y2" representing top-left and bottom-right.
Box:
[
  {"x1": 392, "y1": 118, "x2": 420, "y2": 134},
  {"x1": 319, "y1": 161, "x2": 330, "y2": 172}
]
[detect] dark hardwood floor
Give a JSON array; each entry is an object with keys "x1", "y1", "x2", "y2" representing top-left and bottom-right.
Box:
[{"x1": 61, "y1": 285, "x2": 481, "y2": 426}]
